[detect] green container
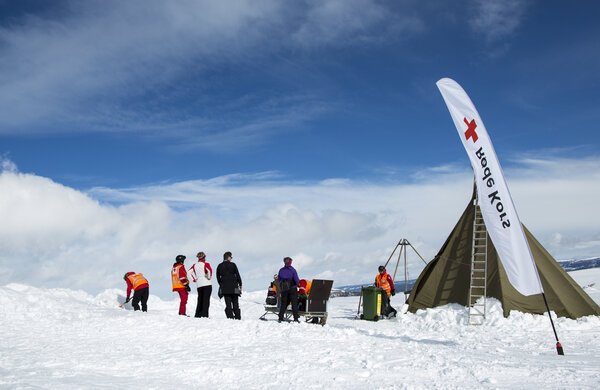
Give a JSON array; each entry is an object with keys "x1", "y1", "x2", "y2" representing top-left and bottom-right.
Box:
[{"x1": 361, "y1": 286, "x2": 382, "y2": 321}]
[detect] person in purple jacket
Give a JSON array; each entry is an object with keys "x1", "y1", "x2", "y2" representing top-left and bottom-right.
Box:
[{"x1": 277, "y1": 257, "x2": 300, "y2": 323}]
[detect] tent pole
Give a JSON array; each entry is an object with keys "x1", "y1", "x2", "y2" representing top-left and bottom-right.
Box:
[
  {"x1": 383, "y1": 241, "x2": 401, "y2": 269},
  {"x1": 403, "y1": 244, "x2": 408, "y2": 300},
  {"x1": 392, "y1": 244, "x2": 402, "y2": 281},
  {"x1": 541, "y1": 292, "x2": 564, "y2": 355}
]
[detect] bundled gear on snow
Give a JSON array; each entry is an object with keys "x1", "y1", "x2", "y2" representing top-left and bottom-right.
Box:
[{"x1": 265, "y1": 275, "x2": 278, "y2": 306}]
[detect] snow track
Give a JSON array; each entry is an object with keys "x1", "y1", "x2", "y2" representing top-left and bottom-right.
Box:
[{"x1": 2, "y1": 270, "x2": 600, "y2": 389}]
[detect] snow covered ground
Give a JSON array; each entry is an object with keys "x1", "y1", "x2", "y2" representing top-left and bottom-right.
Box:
[{"x1": 1, "y1": 269, "x2": 600, "y2": 389}]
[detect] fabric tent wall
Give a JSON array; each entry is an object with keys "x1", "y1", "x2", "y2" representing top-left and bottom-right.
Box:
[{"x1": 407, "y1": 194, "x2": 600, "y2": 319}]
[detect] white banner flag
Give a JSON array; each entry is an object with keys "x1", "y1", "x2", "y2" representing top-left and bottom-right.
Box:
[{"x1": 436, "y1": 78, "x2": 543, "y2": 296}]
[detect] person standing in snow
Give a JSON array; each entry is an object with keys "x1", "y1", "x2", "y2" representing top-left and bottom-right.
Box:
[
  {"x1": 216, "y1": 251, "x2": 242, "y2": 320},
  {"x1": 375, "y1": 265, "x2": 397, "y2": 318},
  {"x1": 188, "y1": 251, "x2": 213, "y2": 318},
  {"x1": 123, "y1": 272, "x2": 149, "y2": 311},
  {"x1": 172, "y1": 255, "x2": 191, "y2": 316},
  {"x1": 277, "y1": 257, "x2": 300, "y2": 323}
]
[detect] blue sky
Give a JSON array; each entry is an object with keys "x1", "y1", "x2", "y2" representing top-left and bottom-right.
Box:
[
  {"x1": 1, "y1": 0, "x2": 598, "y2": 188},
  {"x1": 1, "y1": 0, "x2": 599, "y2": 294}
]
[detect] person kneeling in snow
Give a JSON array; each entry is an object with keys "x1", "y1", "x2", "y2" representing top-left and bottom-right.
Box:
[
  {"x1": 375, "y1": 265, "x2": 397, "y2": 318},
  {"x1": 297, "y1": 279, "x2": 312, "y2": 311},
  {"x1": 172, "y1": 255, "x2": 191, "y2": 316},
  {"x1": 123, "y1": 272, "x2": 149, "y2": 311}
]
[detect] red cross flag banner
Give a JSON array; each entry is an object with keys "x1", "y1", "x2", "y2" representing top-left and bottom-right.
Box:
[{"x1": 436, "y1": 78, "x2": 543, "y2": 296}]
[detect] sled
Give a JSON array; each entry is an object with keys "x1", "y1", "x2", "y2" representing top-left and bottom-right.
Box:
[{"x1": 259, "y1": 279, "x2": 333, "y2": 326}]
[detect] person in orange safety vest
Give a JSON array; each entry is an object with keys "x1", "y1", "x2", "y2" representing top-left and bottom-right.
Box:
[
  {"x1": 123, "y1": 272, "x2": 149, "y2": 311},
  {"x1": 172, "y1": 255, "x2": 190, "y2": 316},
  {"x1": 375, "y1": 265, "x2": 397, "y2": 318}
]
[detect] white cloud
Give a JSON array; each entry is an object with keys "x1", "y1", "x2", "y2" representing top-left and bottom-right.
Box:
[
  {"x1": 469, "y1": 0, "x2": 530, "y2": 42},
  {"x1": 292, "y1": 0, "x2": 422, "y2": 47},
  {"x1": 0, "y1": 1, "x2": 419, "y2": 149},
  {"x1": 1, "y1": 155, "x2": 599, "y2": 296},
  {"x1": 1, "y1": 156, "x2": 18, "y2": 173}
]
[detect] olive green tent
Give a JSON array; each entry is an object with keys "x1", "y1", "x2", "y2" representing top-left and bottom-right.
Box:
[{"x1": 407, "y1": 190, "x2": 600, "y2": 319}]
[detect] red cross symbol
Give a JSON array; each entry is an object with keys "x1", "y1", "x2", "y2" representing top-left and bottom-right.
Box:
[{"x1": 463, "y1": 117, "x2": 478, "y2": 143}]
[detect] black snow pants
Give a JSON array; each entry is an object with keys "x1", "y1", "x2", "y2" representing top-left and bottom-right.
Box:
[
  {"x1": 132, "y1": 287, "x2": 149, "y2": 312},
  {"x1": 224, "y1": 294, "x2": 241, "y2": 320},
  {"x1": 195, "y1": 285, "x2": 212, "y2": 318},
  {"x1": 278, "y1": 287, "x2": 299, "y2": 321}
]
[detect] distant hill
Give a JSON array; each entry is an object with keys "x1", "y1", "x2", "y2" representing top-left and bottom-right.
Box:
[
  {"x1": 331, "y1": 257, "x2": 600, "y2": 297},
  {"x1": 557, "y1": 257, "x2": 600, "y2": 271}
]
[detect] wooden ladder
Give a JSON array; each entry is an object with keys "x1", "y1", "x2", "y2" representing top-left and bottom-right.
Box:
[{"x1": 468, "y1": 197, "x2": 488, "y2": 325}]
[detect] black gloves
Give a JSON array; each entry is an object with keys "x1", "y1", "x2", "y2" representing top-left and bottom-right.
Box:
[
  {"x1": 391, "y1": 289, "x2": 396, "y2": 296},
  {"x1": 185, "y1": 285, "x2": 191, "y2": 292}
]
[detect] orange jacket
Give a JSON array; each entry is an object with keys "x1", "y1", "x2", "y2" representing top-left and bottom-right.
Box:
[
  {"x1": 125, "y1": 272, "x2": 149, "y2": 300},
  {"x1": 375, "y1": 272, "x2": 395, "y2": 297},
  {"x1": 172, "y1": 263, "x2": 189, "y2": 291}
]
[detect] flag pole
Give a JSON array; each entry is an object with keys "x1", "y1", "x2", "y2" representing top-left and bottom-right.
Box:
[{"x1": 541, "y1": 292, "x2": 564, "y2": 355}]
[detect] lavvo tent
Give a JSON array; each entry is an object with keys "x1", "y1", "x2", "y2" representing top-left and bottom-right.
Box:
[{"x1": 407, "y1": 189, "x2": 600, "y2": 319}]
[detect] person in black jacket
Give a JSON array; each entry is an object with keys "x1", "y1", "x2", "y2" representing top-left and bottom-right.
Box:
[{"x1": 216, "y1": 251, "x2": 242, "y2": 320}]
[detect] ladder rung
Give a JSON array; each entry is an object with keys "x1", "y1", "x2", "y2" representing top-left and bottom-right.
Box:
[{"x1": 471, "y1": 277, "x2": 486, "y2": 280}]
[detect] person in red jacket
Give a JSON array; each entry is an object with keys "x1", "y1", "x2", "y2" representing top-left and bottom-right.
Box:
[
  {"x1": 375, "y1": 265, "x2": 397, "y2": 318},
  {"x1": 123, "y1": 272, "x2": 149, "y2": 311},
  {"x1": 172, "y1": 255, "x2": 190, "y2": 316}
]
